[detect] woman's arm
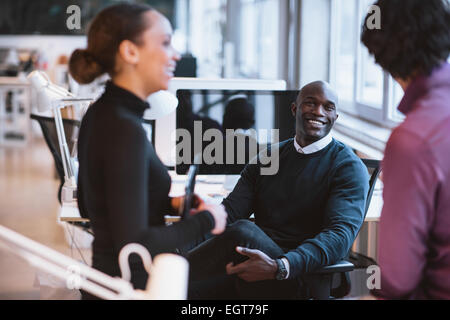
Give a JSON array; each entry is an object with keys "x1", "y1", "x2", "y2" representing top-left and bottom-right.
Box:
[{"x1": 103, "y1": 122, "x2": 214, "y2": 255}]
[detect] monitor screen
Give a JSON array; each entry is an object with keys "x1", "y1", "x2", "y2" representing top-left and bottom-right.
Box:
[{"x1": 175, "y1": 89, "x2": 299, "y2": 174}]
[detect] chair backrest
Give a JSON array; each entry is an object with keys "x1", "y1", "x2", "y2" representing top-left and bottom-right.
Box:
[
  {"x1": 327, "y1": 158, "x2": 382, "y2": 298},
  {"x1": 361, "y1": 159, "x2": 382, "y2": 218},
  {"x1": 30, "y1": 114, "x2": 81, "y2": 203},
  {"x1": 349, "y1": 159, "x2": 382, "y2": 257}
]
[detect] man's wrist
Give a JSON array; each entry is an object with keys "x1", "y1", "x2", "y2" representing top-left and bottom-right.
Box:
[
  {"x1": 275, "y1": 258, "x2": 288, "y2": 280},
  {"x1": 270, "y1": 258, "x2": 278, "y2": 279},
  {"x1": 281, "y1": 257, "x2": 290, "y2": 279}
]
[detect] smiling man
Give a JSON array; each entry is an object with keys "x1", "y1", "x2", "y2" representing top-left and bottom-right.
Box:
[
  {"x1": 187, "y1": 81, "x2": 369, "y2": 299},
  {"x1": 294, "y1": 81, "x2": 338, "y2": 149}
]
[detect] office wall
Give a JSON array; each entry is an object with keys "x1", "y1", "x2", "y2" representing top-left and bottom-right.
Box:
[{"x1": 0, "y1": 0, "x2": 175, "y2": 35}]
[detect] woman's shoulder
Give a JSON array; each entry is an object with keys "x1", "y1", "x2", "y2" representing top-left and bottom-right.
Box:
[
  {"x1": 82, "y1": 97, "x2": 148, "y2": 147},
  {"x1": 88, "y1": 95, "x2": 143, "y2": 124}
]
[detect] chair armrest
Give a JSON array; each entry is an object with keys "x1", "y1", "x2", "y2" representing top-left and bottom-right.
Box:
[
  {"x1": 310, "y1": 260, "x2": 355, "y2": 274},
  {"x1": 303, "y1": 260, "x2": 354, "y2": 299}
]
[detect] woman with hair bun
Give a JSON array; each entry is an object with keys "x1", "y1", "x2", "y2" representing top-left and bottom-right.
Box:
[{"x1": 70, "y1": 3, "x2": 227, "y2": 299}]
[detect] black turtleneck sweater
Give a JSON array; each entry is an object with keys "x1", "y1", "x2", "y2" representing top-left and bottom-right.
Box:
[{"x1": 77, "y1": 81, "x2": 214, "y2": 289}]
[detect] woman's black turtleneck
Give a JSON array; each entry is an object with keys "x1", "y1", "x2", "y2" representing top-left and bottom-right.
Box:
[{"x1": 77, "y1": 81, "x2": 214, "y2": 289}]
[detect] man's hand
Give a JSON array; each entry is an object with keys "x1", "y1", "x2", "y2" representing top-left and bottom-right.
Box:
[{"x1": 225, "y1": 247, "x2": 278, "y2": 282}]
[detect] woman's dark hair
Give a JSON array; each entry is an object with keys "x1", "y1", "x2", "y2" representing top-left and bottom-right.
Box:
[
  {"x1": 361, "y1": 0, "x2": 450, "y2": 79},
  {"x1": 69, "y1": 2, "x2": 154, "y2": 84}
]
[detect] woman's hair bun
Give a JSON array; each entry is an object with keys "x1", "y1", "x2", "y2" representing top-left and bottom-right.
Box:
[{"x1": 69, "y1": 49, "x2": 105, "y2": 84}]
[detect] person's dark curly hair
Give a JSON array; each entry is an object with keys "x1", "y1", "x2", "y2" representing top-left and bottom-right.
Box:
[
  {"x1": 361, "y1": 0, "x2": 450, "y2": 80},
  {"x1": 223, "y1": 98, "x2": 255, "y2": 131}
]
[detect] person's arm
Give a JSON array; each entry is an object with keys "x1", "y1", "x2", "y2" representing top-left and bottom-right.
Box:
[
  {"x1": 103, "y1": 122, "x2": 214, "y2": 256},
  {"x1": 371, "y1": 129, "x2": 439, "y2": 299},
  {"x1": 222, "y1": 141, "x2": 285, "y2": 224},
  {"x1": 283, "y1": 158, "x2": 369, "y2": 278},
  {"x1": 221, "y1": 162, "x2": 259, "y2": 224}
]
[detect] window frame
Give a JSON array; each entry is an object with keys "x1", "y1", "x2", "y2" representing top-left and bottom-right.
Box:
[{"x1": 329, "y1": 0, "x2": 402, "y2": 129}]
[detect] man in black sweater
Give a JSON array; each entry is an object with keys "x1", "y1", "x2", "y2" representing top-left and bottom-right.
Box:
[{"x1": 188, "y1": 81, "x2": 369, "y2": 299}]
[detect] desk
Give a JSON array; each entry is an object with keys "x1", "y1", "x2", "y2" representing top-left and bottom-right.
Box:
[
  {"x1": 59, "y1": 173, "x2": 383, "y2": 223},
  {"x1": 59, "y1": 173, "x2": 383, "y2": 260},
  {"x1": 59, "y1": 201, "x2": 89, "y2": 223},
  {"x1": 59, "y1": 173, "x2": 233, "y2": 223}
]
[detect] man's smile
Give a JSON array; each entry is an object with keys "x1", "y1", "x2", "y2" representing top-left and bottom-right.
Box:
[{"x1": 304, "y1": 118, "x2": 327, "y2": 128}]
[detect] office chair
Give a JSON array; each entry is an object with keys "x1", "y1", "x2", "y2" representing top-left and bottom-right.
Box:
[
  {"x1": 31, "y1": 113, "x2": 94, "y2": 238},
  {"x1": 303, "y1": 159, "x2": 382, "y2": 299},
  {"x1": 30, "y1": 114, "x2": 81, "y2": 204},
  {"x1": 31, "y1": 114, "x2": 154, "y2": 230},
  {"x1": 31, "y1": 114, "x2": 155, "y2": 203}
]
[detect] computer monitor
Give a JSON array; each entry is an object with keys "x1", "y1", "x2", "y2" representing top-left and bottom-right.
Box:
[
  {"x1": 175, "y1": 89, "x2": 299, "y2": 174},
  {"x1": 151, "y1": 78, "x2": 288, "y2": 170}
]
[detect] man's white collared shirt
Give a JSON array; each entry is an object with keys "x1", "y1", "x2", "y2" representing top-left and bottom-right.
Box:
[{"x1": 293, "y1": 133, "x2": 333, "y2": 154}]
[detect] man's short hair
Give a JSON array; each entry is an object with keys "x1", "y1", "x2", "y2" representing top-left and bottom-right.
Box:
[{"x1": 361, "y1": 0, "x2": 450, "y2": 79}]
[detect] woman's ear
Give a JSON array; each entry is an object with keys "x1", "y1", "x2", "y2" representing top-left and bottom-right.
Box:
[{"x1": 117, "y1": 40, "x2": 140, "y2": 65}]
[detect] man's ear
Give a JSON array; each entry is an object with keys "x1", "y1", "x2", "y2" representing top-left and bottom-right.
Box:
[
  {"x1": 291, "y1": 102, "x2": 297, "y2": 117},
  {"x1": 118, "y1": 40, "x2": 140, "y2": 65}
]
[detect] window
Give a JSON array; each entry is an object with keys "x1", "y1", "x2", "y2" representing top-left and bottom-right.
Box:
[
  {"x1": 358, "y1": 46, "x2": 384, "y2": 108},
  {"x1": 184, "y1": 0, "x2": 280, "y2": 80},
  {"x1": 239, "y1": 0, "x2": 259, "y2": 76},
  {"x1": 330, "y1": 0, "x2": 404, "y2": 127},
  {"x1": 331, "y1": 0, "x2": 357, "y2": 102},
  {"x1": 388, "y1": 79, "x2": 406, "y2": 122},
  {"x1": 188, "y1": 0, "x2": 227, "y2": 77},
  {"x1": 238, "y1": 0, "x2": 279, "y2": 79}
]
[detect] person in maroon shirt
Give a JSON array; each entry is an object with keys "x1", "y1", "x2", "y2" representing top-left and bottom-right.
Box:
[{"x1": 361, "y1": 0, "x2": 450, "y2": 299}]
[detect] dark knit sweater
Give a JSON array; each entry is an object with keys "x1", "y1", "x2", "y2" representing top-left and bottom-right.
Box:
[
  {"x1": 222, "y1": 138, "x2": 369, "y2": 278},
  {"x1": 77, "y1": 81, "x2": 214, "y2": 289}
]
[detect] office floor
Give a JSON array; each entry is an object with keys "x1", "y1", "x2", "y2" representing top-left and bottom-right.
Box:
[{"x1": 0, "y1": 137, "x2": 91, "y2": 299}]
